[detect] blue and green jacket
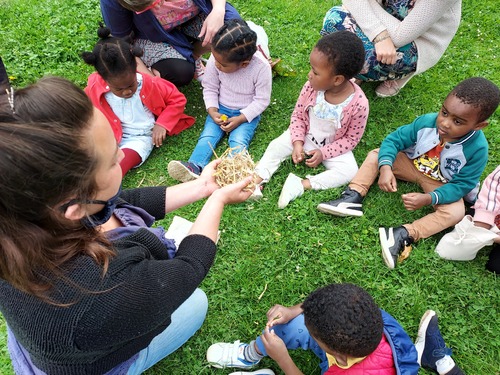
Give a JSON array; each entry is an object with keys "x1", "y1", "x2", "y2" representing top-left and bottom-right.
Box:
[{"x1": 378, "y1": 113, "x2": 488, "y2": 205}]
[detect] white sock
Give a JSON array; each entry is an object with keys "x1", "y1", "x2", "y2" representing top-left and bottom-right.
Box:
[{"x1": 436, "y1": 355, "x2": 456, "y2": 375}]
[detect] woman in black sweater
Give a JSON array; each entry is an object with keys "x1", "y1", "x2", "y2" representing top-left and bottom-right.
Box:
[{"x1": 0, "y1": 75, "x2": 253, "y2": 374}]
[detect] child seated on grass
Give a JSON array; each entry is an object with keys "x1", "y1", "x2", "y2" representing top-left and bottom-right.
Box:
[
  {"x1": 253, "y1": 31, "x2": 369, "y2": 208},
  {"x1": 436, "y1": 165, "x2": 500, "y2": 273},
  {"x1": 206, "y1": 283, "x2": 464, "y2": 375},
  {"x1": 317, "y1": 77, "x2": 500, "y2": 269},
  {"x1": 82, "y1": 26, "x2": 195, "y2": 177},
  {"x1": 168, "y1": 19, "x2": 272, "y2": 182}
]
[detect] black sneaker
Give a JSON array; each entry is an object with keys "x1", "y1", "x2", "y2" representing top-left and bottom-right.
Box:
[
  {"x1": 379, "y1": 226, "x2": 414, "y2": 269},
  {"x1": 168, "y1": 160, "x2": 201, "y2": 182},
  {"x1": 317, "y1": 187, "x2": 364, "y2": 217},
  {"x1": 415, "y1": 310, "x2": 453, "y2": 372}
]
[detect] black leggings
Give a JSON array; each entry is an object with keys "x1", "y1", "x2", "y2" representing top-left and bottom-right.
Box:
[
  {"x1": 486, "y1": 243, "x2": 500, "y2": 274},
  {"x1": 152, "y1": 58, "x2": 195, "y2": 87}
]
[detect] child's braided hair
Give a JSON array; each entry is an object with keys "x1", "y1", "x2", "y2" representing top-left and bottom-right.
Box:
[
  {"x1": 81, "y1": 25, "x2": 143, "y2": 81},
  {"x1": 212, "y1": 19, "x2": 257, "y2": 64}
]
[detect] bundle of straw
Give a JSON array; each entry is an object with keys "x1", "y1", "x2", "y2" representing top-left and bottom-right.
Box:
[{"x1": 213, "y1": 146, "x2": 257, "y2": 192}]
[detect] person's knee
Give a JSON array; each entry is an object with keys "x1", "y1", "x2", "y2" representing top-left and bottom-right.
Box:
[{"x1": 152, "y1": 59, "x2": 195, "y2": 87}]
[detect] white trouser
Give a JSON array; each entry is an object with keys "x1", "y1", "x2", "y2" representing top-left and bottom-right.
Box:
[{"x1": 255, "y1": 130, "x2": 358, "y2": 190}]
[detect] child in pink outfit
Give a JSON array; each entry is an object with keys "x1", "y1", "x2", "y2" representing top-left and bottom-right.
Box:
[
  {"x1": 254, "y1": 31, "x2": 369, "y2": 208},
  {"x1": 436, "y1": 166, "x2": 500, "y2": 273}
]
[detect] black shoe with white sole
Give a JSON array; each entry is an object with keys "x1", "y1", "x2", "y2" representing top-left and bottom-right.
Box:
[
  {"x1": 379, "y1": 226, "x2": 414, "y2": 269},
  {"x1": 317, "y1": 187, "x2": 363, "y2": 217}
]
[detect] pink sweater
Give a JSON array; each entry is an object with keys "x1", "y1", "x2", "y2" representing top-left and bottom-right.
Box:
[
  {"x1": 202, "y1": 50, "x2": 272, "y2": 123},
  {"x1": 289, "y1": 81, "x2": 369, "y2": 160},
  {"x1": 473, "y1": 166, "x2": 500, "y2": 226}
]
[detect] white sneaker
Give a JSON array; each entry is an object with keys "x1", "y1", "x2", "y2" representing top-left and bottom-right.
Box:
[
  {"x1": 435, "y1": 215, "x2": 498, "y2": 261},
  {"x1": 248, "y1": 184, "x2": 263, "y2": 201},
  {"x1": 277, "y1": 173, "x2": 304, "y2": 209},
  {"x1": 229, "y1": 370, "x2": 275, "y2": 375},
  {"x1": 207, "y1": 341, "x2": 258, "y2": 369}
]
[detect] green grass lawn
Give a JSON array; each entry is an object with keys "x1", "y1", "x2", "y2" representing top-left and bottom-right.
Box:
[{"x1": 1, "y1": 0, "x2": 499, "y2": 374}]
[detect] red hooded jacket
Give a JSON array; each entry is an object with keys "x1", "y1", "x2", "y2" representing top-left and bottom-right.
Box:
[{"x1": 84, "y1": 72, "x2": 195, "y2": 142}]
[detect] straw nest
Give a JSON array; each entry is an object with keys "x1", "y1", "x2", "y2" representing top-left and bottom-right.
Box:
[{"x1": 213, "y1": 147, "x2": 257, "y2": 192}]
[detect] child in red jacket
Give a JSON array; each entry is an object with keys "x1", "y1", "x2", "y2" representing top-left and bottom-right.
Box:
[{"x1": 82, "y1": 26, "x2": 194, "y2": 176}]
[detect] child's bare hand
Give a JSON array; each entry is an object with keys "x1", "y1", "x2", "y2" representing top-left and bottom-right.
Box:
[
  {"x1": 152, "y1": 124, "x2": 167, "y2": 147},
  {"x1": 305, "y1": 149, "x2": 323, "y2": 168},
  {"x1": 208, "y1": 108, "x2": 225, "y2": 125},
  {"x1": 220, "y1": 114, "x2": 246, "y2": 133},
  {"x1": 378, "y1": 166, "x2": 397, "y2": 192},
  {"x1": 292, "y1": 143, "x2": 304, "y2": 164},
  {"x1": 402, "y1": 192, "x2": 431, "y2": 211},
  {"x1": 266, "y1": 304, "x2": 295, "y2": 327},
  {"x1": 260, "y1": 326, "x2": 289, "y2": 362}
]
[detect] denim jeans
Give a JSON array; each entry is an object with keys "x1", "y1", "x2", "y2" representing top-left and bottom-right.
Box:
[
  {"x1": 126, "y1": 288, "x2": 208, "y2": 374},
  {"x1": 254, "y1": 314, "x2": 330, "y2": 374},
  {"x1": 189, "y1": 104, "x2": 260, "y2": 168}
]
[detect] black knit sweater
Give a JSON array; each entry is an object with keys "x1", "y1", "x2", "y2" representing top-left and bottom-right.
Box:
[{"x1": 0, "y1": 187, "x2": 217, "y2": 374}]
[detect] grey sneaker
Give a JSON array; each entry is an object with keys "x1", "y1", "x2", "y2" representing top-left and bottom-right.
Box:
[
  {"x1": 229, "y1": 370, "x2": 275, "y2": 375},
  {"x1": 317, "y1": 187, "x2": 363, "y2": 217},
  {"x1": 379, "y1": 226, "x2": 414, "y2": 269},
  {"x1": 168, "y1": 160, "x2": 201, "y2": 182},
  {"x1": 207, "y1": 341, "x2": 259, "y2": 369}
]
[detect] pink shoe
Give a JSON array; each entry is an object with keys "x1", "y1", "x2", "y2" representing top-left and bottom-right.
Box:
[
  {"x1": 375, "y1": 75, "x2": 413, "y2": 98},
  {"x1": 193, "y1": 58, "x2": 206, "y2": 82}
]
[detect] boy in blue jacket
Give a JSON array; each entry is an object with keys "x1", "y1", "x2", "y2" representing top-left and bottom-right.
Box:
[
  {"x1": 317, "y1": 77, "x2": 500, "y2": 269},
  {"x1": 206, "y1": 283, "x2": 464, "y2": 375}
]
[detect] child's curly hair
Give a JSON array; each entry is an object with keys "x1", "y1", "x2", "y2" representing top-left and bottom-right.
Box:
[
  {"x1": 450, "y1": 77, "x2": 500, "y2": 122},
  {"x1": 314, "y1": 31, "x2": 365, "y2": 80},
  {"x1": 81, "y1": 25, "x2": 143, "y2": 81},
  {"x1": 302, "y1": 283, "x2": 383, "y2": 357},
  {"x1": 212, "y1": 19, "x2": 257, "y2": 64}
]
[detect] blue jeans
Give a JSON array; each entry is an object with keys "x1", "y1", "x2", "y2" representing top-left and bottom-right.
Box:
[
  {"x1": 254, "y1": 314, "x2": 330, "y2": 374},
  {"x1": 126, "y1": 288, "x2": 208, "y2": 374},
  {"x1": 189, "y1": 104, "x2": 260, "y2": 168}
]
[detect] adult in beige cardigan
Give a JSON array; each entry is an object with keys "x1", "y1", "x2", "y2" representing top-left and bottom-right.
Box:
[{"x1": 321, "y1": 0, "x2": 461, "y2": 97}]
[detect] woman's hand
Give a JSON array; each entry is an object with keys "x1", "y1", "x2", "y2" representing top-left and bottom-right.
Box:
[
  {"x1": 198, "y1": 159, "x2": 223, "y2": 194},
  {"x1": 305, "y1": 149, "x2": 323, "y2": 168},
  {"x1": 199, "y1": 1, "x2": 226, "y2": 46},
  {"x1": 152, "y1": 124, "x2": 167, "y2": 147},
  {"x1": 211, "y1": 175, "x2": 254, "y2": 205},
  {"x1": 374, "y1": 38, "x2": 397, "y2": 65}
]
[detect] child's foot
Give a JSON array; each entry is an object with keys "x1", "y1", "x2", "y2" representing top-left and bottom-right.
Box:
[
  {"x1": 316, "y1": 187, "x2": 363, "y2": 217},
  {"x1": 168, "y1": 160, "x2": 201, "y2": 182},
  {"x1": 379, "y1": 226, "x2": 414, "y2": 269},
  {"x1": 207, "y1": 341, "x2": 259, "y2": 369},
  {"x1": 277, "y1": 173, "x2": 303, "y2": 209},
  {"x1": 229, "y1": 370, "x2": 275, "y2": 375},
  {"x1": 415, "y1": 310, "x2": 456, "y2": 374}
]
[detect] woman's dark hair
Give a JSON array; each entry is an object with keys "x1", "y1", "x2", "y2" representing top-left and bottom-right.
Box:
[
  {"x1": 0, "y1": 76, "x2": 114, "y2": 301},
  {"x1": 314, "y1": 31, "x2": 365, "y2": 79},
  {"x1": 212, "y1": 19, "x2": 257, "y2": 64},
  {"x1": 81, "y1": 25, "x2": 142, "y2": 81},
  {"x1": 302, "y1": 283, "x2": 383, "y2": 357},
  {"x1": 450, "y1": 77, "x2": 500, "y2": 122}
]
